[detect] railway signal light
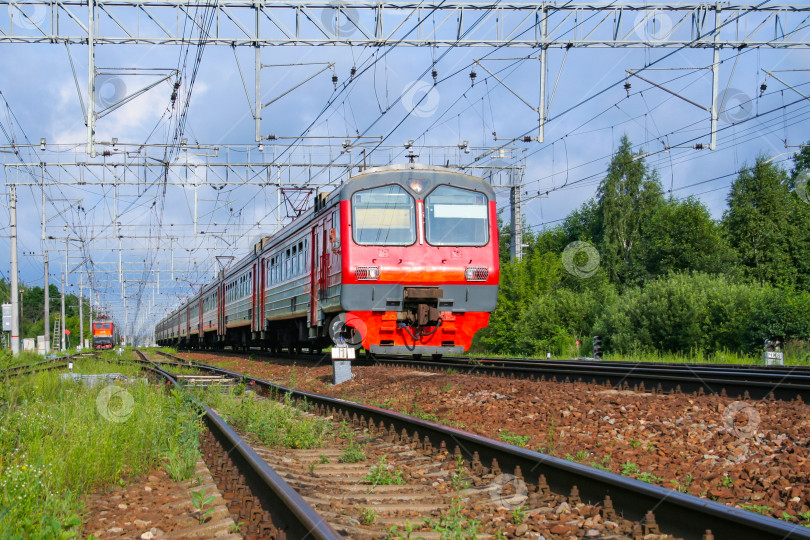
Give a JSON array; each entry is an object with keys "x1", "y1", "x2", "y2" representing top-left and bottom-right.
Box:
[{"x1": 593, "y1": 336, "x2": 602, "y2": 360}]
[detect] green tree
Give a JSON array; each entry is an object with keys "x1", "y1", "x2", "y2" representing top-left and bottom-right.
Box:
[
  {"x1": 789, "y1": 144, "x2": 810, "y2": 290},
  {"x1": 722, "y1": 157, "x2": 797, "y2": 287},
  {"x1": 634, "y1": 196, "x2": 736, "y2": 280},
  {"x1": 0, "y1": 279, "x2": 92, "y2": 348},
  {"x1": 475, "y1": 251, "x2": 563, "y2": 353},
  {"x1": 561, "y1": 198, "x2": 601, "y2": 245},
  {"x1": 595, "y1": 135, "x2": 663, "y2": 286}
]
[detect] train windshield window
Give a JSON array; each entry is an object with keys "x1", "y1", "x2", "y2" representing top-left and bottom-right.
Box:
[
  {"x1": 352, "y1": 185, "x2": 416, "y2": 245},
  {"x1": 425, "y1": 185, "x2": 489, "y2": 246}
]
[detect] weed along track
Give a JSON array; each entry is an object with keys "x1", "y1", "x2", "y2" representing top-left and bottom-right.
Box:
[
  {"x1": 154, "y1": 354, "x2": 674, "y2": 538},
  {"x1": 0, "y1": 352, "x2": 249, "y2": 539},
  {"x1": 235, "y1": 404, "x2": 672, "y2": 538},
  {"x1": 136, "y1": 350, "x2": 810, "y2": 539}
]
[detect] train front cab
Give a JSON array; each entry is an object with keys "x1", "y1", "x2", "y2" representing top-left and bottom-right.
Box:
[
  {"x1": 93, "y1": 320, "x2": 114, "y2": 349},
  {"x1": 339, "y1": 165, "x2": 498, "y2": 356}
]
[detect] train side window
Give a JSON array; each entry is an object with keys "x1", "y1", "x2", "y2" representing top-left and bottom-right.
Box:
[{"x1": 291, "y1": 245, "x2": 298, "y2": 276}]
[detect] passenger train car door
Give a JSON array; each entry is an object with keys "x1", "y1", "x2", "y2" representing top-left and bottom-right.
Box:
[
  {"x1": 320, "y1": 214, "x2": 332, "y2": 304},
  {"x1": 309, "y1": 228, "x2": 320, "y2": 327},
  {"x1": 218, "y1": 281, "x2": 225, "y2": 338},
  {"x1": 252, "y1": 259, "x2": 262, "y2": 334}
]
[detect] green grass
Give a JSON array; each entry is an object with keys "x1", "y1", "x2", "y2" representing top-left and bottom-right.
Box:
[
  {"x1": 499, "y1": 430, "x2": 530, "y2": 448},
  {"x1": 424, "y1": 455, "x2": 480, "y2": 538},
  {"x1": 197, "y1": 390, "x2": 331, "y2": 449},
  {"x1": 363, "y1": 456, "x2": 405, "y2": 488},
  {"x1": 408, "y1": 403, "x2": 440, "y2": 423},
  {"x1": 359, "y1": 508, "x2": 377, "y2": 526},
  {"x1": 740, "y1": 504, "x2": 774, "y2": 515},
  {"x1": 68, "y1": 357, "x2": 144, "y2": 376},
  {"x1": 637, "y1": 472, "x2": 665, "y2": 484},
  {"x1": 339, "y1": 441, "x2": 366, "y2": 463},
  {"x1": 0, "y1": 368, "x2": 203, "y2": 538},
  {"x1": 466, "y1": 345, "x2": 810, "y2": 366}
]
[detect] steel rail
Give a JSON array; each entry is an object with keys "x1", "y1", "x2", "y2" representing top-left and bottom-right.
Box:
[
  {"x1": 442, "y1": 355, "x2": 810, "y2": 372},
  {"x1": 0, "y1": 351, "x2": 98, "y2": 375},
  {"x1": 373, "y1": 357, "x2": 810, "y2": 401},
  {"x1": 0, "y1": 362, "x2": 69, "y2": 377},
  {"x1": 174, "y1": 347, "x2": 810, "y2": 401},
  {"x1": 150, "y1": 349, "x2": 810, "y2": 540},
  {"x1": 134, "y1": 351, "x2": 342, "y2": 540}
]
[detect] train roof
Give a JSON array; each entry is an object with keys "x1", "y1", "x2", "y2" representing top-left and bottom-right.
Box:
[{"x1": 339, "y1": 164, "x2": 495, "y2": 201}]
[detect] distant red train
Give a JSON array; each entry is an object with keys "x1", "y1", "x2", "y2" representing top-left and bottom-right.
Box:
[
  {"x1": 155, "y1": 164, "x2": 500, "y2": 358},
  {"x1": 92, "y1": 317, "x2": 115, "y2": 349}
]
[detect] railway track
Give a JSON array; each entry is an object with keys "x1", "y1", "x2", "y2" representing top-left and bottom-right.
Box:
[
  {"x1": 135, "y1": 353, "x2": 343, "y2": 539},
  {"x1": 176, "y1": 347, "x2": 810, "y2": 402},
  {"x1": 145, "y1": 349, "x2": 810, "y2": 539},
  {"x1": 2, "y1": 352, "x2": 341, "y2": 539},
  {"x1": 375, "y1": 356, "x2": 810, "y2": 402},
  {"x1": 0, "y1": 351, "x2": 98, "y2": 377}
]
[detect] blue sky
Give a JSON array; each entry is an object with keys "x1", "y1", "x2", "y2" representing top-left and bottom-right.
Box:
[{"x1": 0, "y1": 1, "x2": 809, "y2": 338}]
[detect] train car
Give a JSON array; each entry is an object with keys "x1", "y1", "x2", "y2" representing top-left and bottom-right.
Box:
[
  {"x1": 92, "y1": 317, "x2": 115, "y2": 349},
  {"x1": 155, "y1": 164, "x2": 499, "y2": 357}
]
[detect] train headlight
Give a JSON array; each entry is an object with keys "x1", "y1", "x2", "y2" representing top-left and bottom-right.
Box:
[
  {"x1": 409, "y1": 179, "x2": 427, "y2": 194},
  {"x1": 464, "y1": 266, "x2": 488, "y2": 281},
  {"x1": 355, "y1": 266, "x2": 380, "y2": 281}
]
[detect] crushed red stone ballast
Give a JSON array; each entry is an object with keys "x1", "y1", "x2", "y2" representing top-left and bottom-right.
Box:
[
  {"x1": 179, "y1": 351, "x2": 810, "y2": 526},
  {"x1": 83, "y1": 458, "x2": 241, "y2": 539}
]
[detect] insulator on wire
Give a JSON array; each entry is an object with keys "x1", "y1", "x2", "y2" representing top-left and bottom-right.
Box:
[
  {"x1": 332, "y1": 73, "x2": 338, "y2": 89},
  {"x1": 350, "y1": 66, "x2": 357, "y2": 80},
  {"x1": 432, "y1": 68, "x2": 438, "y2": 85},
  {"x1": 470, "y1": 69, "x2": 477, "y2": 85},
  {"x1": 760, "y1": 82, "x2": 767, "y2": 96},
  {"x1": 624, "y1": 81, "x2": 631, "y2": 97}
]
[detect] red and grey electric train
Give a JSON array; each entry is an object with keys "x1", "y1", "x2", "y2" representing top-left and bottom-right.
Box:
[
  {"x1": 92, "y1": 316, "x2": 115, "y2": 349},
  {"x1": 155, "y1": 164, "x2": 499, "y2": 357}
]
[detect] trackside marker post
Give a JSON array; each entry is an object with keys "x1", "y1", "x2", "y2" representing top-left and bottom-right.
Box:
[{"x1": 331, "y1": 339, "x2": 354, "y2": 384}]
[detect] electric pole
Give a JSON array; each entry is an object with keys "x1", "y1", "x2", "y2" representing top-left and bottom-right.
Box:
[
  {"x1": 78, "y1": 273, "x2": 83, "y2": 350},
  {"x1": 60, "y1": 273, "x2": 66, "y2": 352},
  {"x1": 10, "y1": 185, "x2": 19, "y2": 355},
  {"x1": 44, "y1": 252, "x2": 50, "y2": 354}
]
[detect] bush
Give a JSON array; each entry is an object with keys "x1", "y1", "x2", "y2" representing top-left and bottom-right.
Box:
[
  {"x1": 594, "y1": 272, "x2": 810, "y2": 355},
  {"x1": 744, "y1": 288, "x2": 810, "y2": 355}
]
